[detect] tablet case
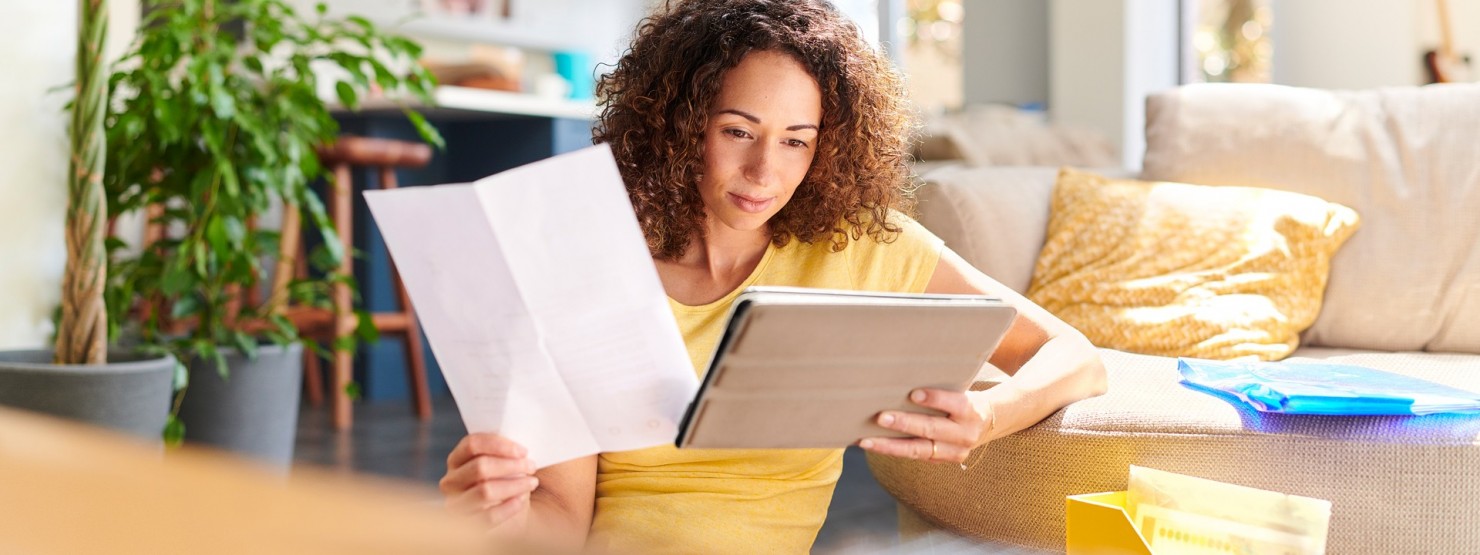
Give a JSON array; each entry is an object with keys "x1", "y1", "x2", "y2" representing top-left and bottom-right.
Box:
[{"x1": 675, "y1": 287, "x2": 1018, "y2": 449}]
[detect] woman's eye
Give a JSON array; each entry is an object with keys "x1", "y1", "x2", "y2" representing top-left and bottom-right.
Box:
[
  {"x1": 724, "y1": 128, "x2": 752, "y2": 139},
  {"x1": 785, "y1": 139, "x2": 809, "y2": 148}
]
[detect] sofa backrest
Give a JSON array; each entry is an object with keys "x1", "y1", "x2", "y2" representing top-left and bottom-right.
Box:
[{"x1": 1142, "y1": 83, "x2": 1480, "y2": 354}]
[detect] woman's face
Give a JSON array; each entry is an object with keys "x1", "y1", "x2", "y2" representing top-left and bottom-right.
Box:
[{"x1": 698, "y1": 50, "x2": 822, "y2": 234}]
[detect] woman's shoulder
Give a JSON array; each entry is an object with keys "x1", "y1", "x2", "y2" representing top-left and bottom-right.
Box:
[{"x1": 837, "y1": 208, "x2": 943, "y2": 292}]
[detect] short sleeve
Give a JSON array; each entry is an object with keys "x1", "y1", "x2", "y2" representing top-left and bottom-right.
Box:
[{"x1": 844, "y1": 210, "x2": 945, "y2": 293}]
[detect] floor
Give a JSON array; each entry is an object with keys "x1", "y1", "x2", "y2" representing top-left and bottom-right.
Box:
[{"x1": 293, "y1": 397, "x2": 1046, "y2": 554}]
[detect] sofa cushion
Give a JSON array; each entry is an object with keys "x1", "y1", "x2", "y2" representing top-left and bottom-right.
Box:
[
  {"x1": 1026, "y1": 168, "x2": 1359, "y2": 360},
  {"x1": 868, "y1": 348, "x2": 1480, "y2": 554},
  {"x1": 1142, "y1": 83, "x2": 1480, "y2": 354}
]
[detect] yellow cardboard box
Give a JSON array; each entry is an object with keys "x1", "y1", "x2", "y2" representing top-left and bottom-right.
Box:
[
  {"x1": 1065, "y1": 491, "x2": 1154, "y2": 555},
  {"x1": 1069, "y1": 468, "x2": 1331, "y2": 555}
]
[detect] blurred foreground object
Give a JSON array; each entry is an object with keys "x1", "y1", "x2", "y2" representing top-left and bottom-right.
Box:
[{"x1": 0, "y1": 406, "x2": 495, "y2": 554}]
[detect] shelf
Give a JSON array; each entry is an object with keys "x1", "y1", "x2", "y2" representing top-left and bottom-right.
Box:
[
  {"x1": 349, "y1": 86, "x2": 598, "y2": 121},
  {"x1": 376, "y1": 16, "x2": 593, "y2": 54},
  {"x1": 432, "y1": 86, "x2": 596, "y2": 119}
]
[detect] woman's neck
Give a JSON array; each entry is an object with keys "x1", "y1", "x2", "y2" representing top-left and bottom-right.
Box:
[{"x1": 680, "y1": 218, "x2": 771, "y2": 280}]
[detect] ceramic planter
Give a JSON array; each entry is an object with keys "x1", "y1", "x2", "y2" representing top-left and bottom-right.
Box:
[
  {"x1": 177, "y1": 342, "x2": 304, "y2": 468},
  {"x1": 0, "y1": 350, "x2": 175, "y2": 441}
]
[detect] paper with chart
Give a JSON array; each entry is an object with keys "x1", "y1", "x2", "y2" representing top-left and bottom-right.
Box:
[{"x1": 363, "y1": 145, "x2": 698, "y2": 468}]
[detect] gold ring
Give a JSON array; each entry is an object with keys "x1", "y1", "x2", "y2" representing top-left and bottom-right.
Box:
[{"x1": 929, "y1": 440, "x2": 938, "y2": 461}]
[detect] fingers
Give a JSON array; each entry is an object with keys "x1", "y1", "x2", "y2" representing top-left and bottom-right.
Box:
[
  {"x1": 440, "y1": 433, "x2": 538, "y2": 528},
  {"x1": 440, "y1": 452, "x2": 537, "y2": 494},
  {"x1": 874, "y1": 390, "x2": 984, "y2": 446},
  {"x1": 480, "y1": 493, "x2": 531, "y2": 529},
  {"x1": 907, "y1": 388, "x2": 976, "y2": 422},
  {"x1": 859, "y1": 389, "x2": 987, "y2": 464},
  {"x1": 446, "y1": 478, "x2": 538, "y2": 526},
  {"x1": 447, "y1": 433, "x2": 529, "y2": 470},
  {"x1": 858, "y1": 436, "x2": 972, "y2": 464}
]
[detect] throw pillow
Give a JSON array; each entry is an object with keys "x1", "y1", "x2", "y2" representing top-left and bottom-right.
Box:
[{"x1": 1027, "y1": 168, "x2": 1360, "y2": 360}]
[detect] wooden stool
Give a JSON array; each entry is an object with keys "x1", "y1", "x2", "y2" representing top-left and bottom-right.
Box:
[{"x1": 280, "y1": 136, "x2": 434, "y2": 430}]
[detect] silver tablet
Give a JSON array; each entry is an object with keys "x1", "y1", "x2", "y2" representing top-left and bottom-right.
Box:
[{"x1": 676, "y1": 286, "x2": 1018, "y2": 449}]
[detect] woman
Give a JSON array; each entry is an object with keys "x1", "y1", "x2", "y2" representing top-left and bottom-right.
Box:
[{"x1": 439, "y1": 0, "x2": 1107, "y2": 552}]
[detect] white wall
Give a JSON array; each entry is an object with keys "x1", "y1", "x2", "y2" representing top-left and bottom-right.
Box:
[
  {"x1": 1271, "y1": 0, "x2": 1421, "y2": 89},
  {"x1": 1050, "y1": 0, "x2": 1179, "y2": 169},
  {"x1": 963, "y1": 0, "x2": 1049, "y2": 107},
  {"x1": 1049, "y1": 0, "x2": 1126, "y2": 161},
  {"x1": 0, "y1": 1, "x2": 137, "y2": 349}
]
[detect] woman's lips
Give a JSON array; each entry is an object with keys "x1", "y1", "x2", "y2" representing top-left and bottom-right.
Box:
[{"x1": 728, "y1": 192, "x2": 775, "y2": 214}]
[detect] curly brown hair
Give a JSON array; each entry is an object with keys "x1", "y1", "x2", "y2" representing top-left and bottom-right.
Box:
[{"x1": 593, "y1": 0, "x2": 918, "y2": 260}]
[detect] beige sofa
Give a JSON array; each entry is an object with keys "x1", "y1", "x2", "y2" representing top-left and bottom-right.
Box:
[{"x1": 868, "y1": 82, "x2": 1480, "y2": 554}]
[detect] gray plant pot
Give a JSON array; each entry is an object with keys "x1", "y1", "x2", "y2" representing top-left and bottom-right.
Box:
[
  {"x1": 0, "y1": 349, "x2": 175, "y2": 441},
  {"x1": 178, "y1": 342, "x2": 303, "y2": 468}
]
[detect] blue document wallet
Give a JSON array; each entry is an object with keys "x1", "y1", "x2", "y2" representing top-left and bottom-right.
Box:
[
  {"x1": 675, "y1": 287, "x2": 1018, "y2": 449},
  {"x1": 1179, "y1": 358, "x2": 1480, "y2": 416}
]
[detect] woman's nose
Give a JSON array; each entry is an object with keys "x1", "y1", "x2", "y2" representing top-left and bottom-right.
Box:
[{"x1": 743, "y1": 143, "x2": 780, "y2": 186}]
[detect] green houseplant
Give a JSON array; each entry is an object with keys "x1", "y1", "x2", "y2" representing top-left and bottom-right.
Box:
[
  {"x1": 103, "y1": 0, "x2": 441, "y2": 462},
  {"x1": 0, "y1": 0, "x2": 176, "y2": 440}
]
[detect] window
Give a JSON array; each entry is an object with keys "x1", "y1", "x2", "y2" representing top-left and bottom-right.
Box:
[{"x1": 1185, "y1": 0, "x2": 1272, "y2": 83}]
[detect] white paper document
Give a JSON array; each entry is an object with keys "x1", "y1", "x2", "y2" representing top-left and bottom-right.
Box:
[{"x1": 363, "y1": 144, "x2": 698, "y2": 467}]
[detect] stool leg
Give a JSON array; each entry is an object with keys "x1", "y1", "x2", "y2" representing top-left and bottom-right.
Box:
[
  {"x1": 396, "y1": 266, "x2": 432, "y2": 421},
  {"x1": 331, "y1": 163, "x2": 355, "y2": 430},
  {"x1": 381, "y1": 166, "x2": 433, "y2": 421},
  {"x1": 290, "y1": 229, "x2": 325, "y2": 408}
]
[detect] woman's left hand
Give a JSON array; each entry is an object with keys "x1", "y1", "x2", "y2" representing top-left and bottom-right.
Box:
[{"x1": 858, "y1": 388, "x2": 993, "y2": 465}]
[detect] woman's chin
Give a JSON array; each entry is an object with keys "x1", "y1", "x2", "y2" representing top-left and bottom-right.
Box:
[{"x1": 711, "y1": 210, "x2": 773, "y2": 234}]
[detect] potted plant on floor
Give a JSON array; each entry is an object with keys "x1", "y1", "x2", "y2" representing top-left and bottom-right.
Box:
[
  {"x1": 103, "y1": 0, "x2": 441, "y2": 466},
  {"x1": 0, "y1": 0, "x2": 177, "y2": 440}
]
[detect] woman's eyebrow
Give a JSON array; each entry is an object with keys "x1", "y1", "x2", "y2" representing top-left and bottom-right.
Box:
[{"x1": 717, "y1": 108, "x2": 819, "y2": 132}]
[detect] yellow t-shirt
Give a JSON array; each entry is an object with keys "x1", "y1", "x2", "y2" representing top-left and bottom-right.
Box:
[{"x1": 588, "y1": 211, "x2": 945, "y2": 554}]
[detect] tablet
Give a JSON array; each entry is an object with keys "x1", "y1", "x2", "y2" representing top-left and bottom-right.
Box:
[{"x1": 675, "y1": 286, "x2": 1018, "y2": 449}]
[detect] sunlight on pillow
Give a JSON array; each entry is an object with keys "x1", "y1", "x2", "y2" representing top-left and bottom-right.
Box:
[{"x1": 1027, "y1": 168, "x2": 1360, "y2": 361}]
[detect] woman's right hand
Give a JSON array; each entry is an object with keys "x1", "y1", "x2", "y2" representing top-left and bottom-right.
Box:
[{"x1": 440, "y1": 433, "x2": 541, "y2": 530}]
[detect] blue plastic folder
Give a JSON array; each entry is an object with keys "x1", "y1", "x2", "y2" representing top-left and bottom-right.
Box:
[{"x1": 1178, "y1": 358, "x2": 1480, "y2": 416}]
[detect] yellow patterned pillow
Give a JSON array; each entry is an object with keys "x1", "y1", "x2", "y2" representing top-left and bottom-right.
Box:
[{"x1": 1027, "y1": 168, "x2": 1360, "y2": 360}]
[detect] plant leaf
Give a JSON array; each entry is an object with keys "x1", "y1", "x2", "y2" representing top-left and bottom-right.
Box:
[
  {"x1": 163, "y1": 415, "x2": 185, "y2": 445},
  {"x1": 161, "y1": 263, "x2": 192, "y2": 296},
  {"x1": 404, "y1": 109, "x2": 444, "y2": 149},
  {"x1": 192, "y1": 240, "x2": 208, "y2": 277},
  {"x1": 334, "y1": 81, "x2": 358, "y2": 110},
  {"x1": 354, "y1": 309, "x2": 379, "y2": 343},
  {"x1": 172, "y1": 359, "x2": 189, "y2": 391},
  {"x1": 224, "y1": 216, "x2": 246, "y2": 245},
  {"x1": 346, "y1": 15, "x2": 375, "y2": 33},
  {"x1": 210, "y1": 86, "x2": 236, "y2": 119},
  {"x1": 300, "y1": 192, "x2": 344, "y2": 264},
  {"x1": 231, "y1": 331, "x2": 259, "y2": 360},
  {"x1": 211, "y1": 345, "x2": 229, "y2": 380},
  {"x1": 170, "y1": 294, "x2": 200, "y2": 319},
  {"x1": 206, "y1": 217, "x2": 229, "y2": 254}
]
